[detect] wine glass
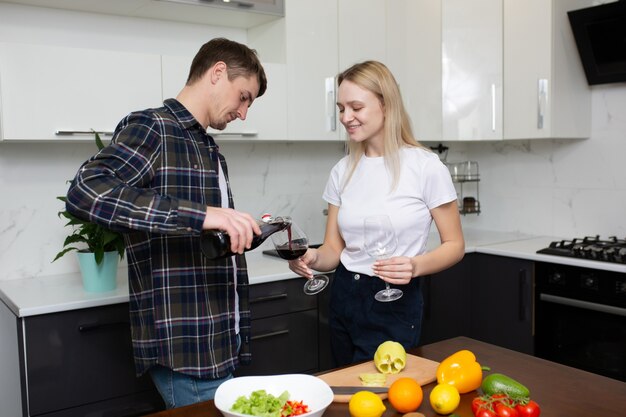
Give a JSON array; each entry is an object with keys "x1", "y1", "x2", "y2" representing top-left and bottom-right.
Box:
[
  {"x1": 363, "y1": 215, "x2": 403, "y2": 302},
  {"x1": 270, "y1": 220, "x2": 329, "y2": 295}
]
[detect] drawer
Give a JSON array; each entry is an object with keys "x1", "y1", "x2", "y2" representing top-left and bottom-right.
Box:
[
  {"x1": 249, "y1": 278, "x2": 317, "y2": 319},
  {"x1": 237, "y1": 310, "x2": 318, "y2": 376},
  {"x1": 21, "y1": 304, "x2": 161, "y2": 416}
]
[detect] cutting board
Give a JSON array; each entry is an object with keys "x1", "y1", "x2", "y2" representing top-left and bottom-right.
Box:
[{"x1": 318, "y1": 354, "x2": 439, "y2": 403}]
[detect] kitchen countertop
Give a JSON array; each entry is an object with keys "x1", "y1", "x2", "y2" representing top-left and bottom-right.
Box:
[
  {"x1": 0, "y1": 251, "x2": 295, "y2": 318},
  {"x1": 1, "y1": 228, "x2": 624, "y2": 317},
  {"x1": 142, "y1": 336, "x2": 626, "y2": 417}
]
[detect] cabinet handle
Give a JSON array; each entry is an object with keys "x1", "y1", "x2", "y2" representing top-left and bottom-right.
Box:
[
  {"x1": 251, "y1": 329, "x2": 289, "y2": 341},
  {"x1": 491, "y1": 83, "x2": 496, "y2": 132},
  {"x1": 209, "y1": 131, "x2": 258, "y2": 137},
  {"x1": 55, "y1": 130, "x2": 114, "y2": 136},
  {"x1": 539, "y1": 293, "x2": 626, "y2": 317},
  {"x1": 78, "y1": 321, "x2": 129, "y2": 332},
  {"x1": 250, "y1": 293, "x2": 288, "y2": 304},
  {"x1": 537, "y1": 79, "x2": 548, "y2": 129},
  {"x1": 518, "y1": 269, "x2": 530, "y2": 321},
  {"x1": 325, "y1": 77, "x2": 337, "y2": 132}
]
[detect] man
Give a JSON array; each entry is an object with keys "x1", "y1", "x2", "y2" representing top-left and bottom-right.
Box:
[{"x1": 66, "y1": 38, "x2": 267, "y2": 408}]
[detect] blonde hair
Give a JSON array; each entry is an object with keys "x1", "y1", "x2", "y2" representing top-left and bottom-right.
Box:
[{"x1": 337, "y1": 60, "x2": 427, "y2": 190}]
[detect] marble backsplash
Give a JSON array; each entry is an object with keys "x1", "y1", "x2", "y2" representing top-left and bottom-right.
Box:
[{"x1": 0, "y1": 141, "x2": 345, "y2": 281}]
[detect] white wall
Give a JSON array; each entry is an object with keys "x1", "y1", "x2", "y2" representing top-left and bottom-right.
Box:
[{"x1": 444, "y1": 83, "x2": 626, "y2": 239}]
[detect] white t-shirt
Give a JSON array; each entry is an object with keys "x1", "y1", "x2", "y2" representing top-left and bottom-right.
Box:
[
  {"x1": 218, "y1": 163, "x2": 240, "y2": 334},
  {"x1": 323, "y1": 146, "x2": 457, "y2": 276}
]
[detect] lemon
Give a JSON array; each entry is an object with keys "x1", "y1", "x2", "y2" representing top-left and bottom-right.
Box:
[
  {"x1": 348, "y1": 391, "x2": 386, "y2": 417},
  {"x1": 429, "y1": 383, "x2": 460, "y2": 415}
]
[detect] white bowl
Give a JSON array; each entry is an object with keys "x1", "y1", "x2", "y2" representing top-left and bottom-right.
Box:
[{"x1": 214, "y1": 374, "x2": 333, "y2": 417}]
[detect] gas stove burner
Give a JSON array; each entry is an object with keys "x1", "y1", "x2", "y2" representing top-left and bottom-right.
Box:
[{"x1": 537, "y1": 236, "x2": 626, "y2": 264}]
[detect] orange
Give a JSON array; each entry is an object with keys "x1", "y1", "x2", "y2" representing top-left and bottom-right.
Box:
[{"x1": 387, "y1": 377, "x2": 423, "y2": 413}]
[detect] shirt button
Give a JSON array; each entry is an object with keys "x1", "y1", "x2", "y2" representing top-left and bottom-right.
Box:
[
  {"x1": 354, "y1": 274, "x2": 360, "y2": 280},
  {"x1": 193, "y1": 164, "x2": 198, "y2": 169},
  {"x1": 186, "y1": 227, "x2": 192, "y2": 232}
]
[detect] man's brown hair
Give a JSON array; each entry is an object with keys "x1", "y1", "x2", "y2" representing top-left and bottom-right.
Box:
[{"x1": 187, "y1": 37, "x2": 267, "y2": 97}]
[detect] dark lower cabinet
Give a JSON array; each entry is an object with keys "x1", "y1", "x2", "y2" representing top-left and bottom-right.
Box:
[
  {"x1": 470, "y1": 254, "x2": 534, "y2": 354},
  {"x1": 19, "y1": 303, "x2": 164, "y2": 417},
  {"x1": 239, "y1": 310, "x2": 318, "y2": 375},
  {"x1": 419, "y1": 256, "x2": 473, "y2": 345},
  {"x1": 236, "y1": 274, "x2": 334, "y2": 376},
  {"x1": 419, "y1": 253, "x2": 534, "y2": 355}
]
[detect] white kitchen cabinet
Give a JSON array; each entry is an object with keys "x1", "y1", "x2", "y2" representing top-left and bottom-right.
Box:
[
  {"x1": 503, "y1": 0, "x2": 592, "y2": 139},
  {"x1": 338, "y1": 0, "x2": 387, "y2": 70},
  {"x1": 0, "y1": 42, "x2": 162, "y2": 142},
  {"x1": 3, "y1": 0, "x2": 284, "y2": 29},
  {"x1": 283, "y1": 0, "x2": 339, "y2": 141},
  {"x1": 386, "y1": 0, "x2": 442, "y2": 142},
  {"x1": 388, "y1": 0, "x2": 501, "y2": 142},
  {"x1": 161, "y1": 55, "x2": 288, "y2": 140},
  {"x1": 393, "y1": 0, "x2": 591, "y2": 142},
  {"x1": 442, "y1": 0, "x2": 503, "y2": 141},
  {"x1": 278, "y1": 0, "x2": 386, "y2": 141}
]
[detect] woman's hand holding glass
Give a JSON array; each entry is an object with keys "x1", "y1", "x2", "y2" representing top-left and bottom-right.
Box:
[
  {"x1": 287, "y1": 248, "x2": 318, "y2": 279},
  {"x1": 364, "y1": 215, "x2": 403, "y2": 302},
  {"x1": 371, "y1": 256, "x2": 415, "y2": 285}
]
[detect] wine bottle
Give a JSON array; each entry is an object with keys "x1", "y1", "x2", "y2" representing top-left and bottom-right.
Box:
[{"x1": 200, "y1": 215, "x2": 291, "y2": 259}]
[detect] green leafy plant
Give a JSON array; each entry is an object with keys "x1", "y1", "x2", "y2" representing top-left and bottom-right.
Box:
[{"x1": 53, "y1": 131, "x2": 125, "y2": 265}]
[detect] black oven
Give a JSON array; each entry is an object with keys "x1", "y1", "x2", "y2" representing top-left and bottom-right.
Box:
[{"x1": 534, "y1": 261, "x2": 626, "y2": 382}]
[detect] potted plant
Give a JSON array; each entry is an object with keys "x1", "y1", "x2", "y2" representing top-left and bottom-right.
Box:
[{"x1": 53, "y1": 131, "x2": 125, "y2": 292}]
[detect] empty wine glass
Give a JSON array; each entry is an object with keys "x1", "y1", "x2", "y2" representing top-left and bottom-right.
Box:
[
  {"x1": 363, "y1": 215, "x2": 403, "y2": 302},
  {"x1": 271, "y1": 220, "x2": 329, "y2": 295}
]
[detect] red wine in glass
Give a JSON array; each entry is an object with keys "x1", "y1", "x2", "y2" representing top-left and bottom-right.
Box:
[
  {"x1": 270, "y1": 220, "x2": 329, "y2": 295},
  {"x1": 275, "y1": 238, "x2": 308, "y2": 260}
]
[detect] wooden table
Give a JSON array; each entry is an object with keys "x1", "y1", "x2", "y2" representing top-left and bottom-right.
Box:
[{"x1": 143, "y1": 336, "x2": 626, "y2": 417}]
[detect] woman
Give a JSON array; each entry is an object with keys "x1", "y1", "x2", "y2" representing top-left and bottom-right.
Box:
[{"x1": 288, "y1": 60, "x2": 465, "y2": 366}]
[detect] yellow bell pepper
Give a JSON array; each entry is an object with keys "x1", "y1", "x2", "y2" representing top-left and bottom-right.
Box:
[
  {"x1": 374, "y1": 341, "x2": 407, "y2": 374},
  {"x1": 436, "y1": 349, "x2": 484, "y2": 394}
]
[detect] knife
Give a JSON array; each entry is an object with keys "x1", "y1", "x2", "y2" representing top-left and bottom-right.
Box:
[{"x1": 330, "y1": 386, "x2": 388, "y2": 395}]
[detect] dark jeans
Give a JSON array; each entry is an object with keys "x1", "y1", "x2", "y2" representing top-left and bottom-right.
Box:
[{"x1": 329, "y1": 263, "x2": 423, "y2": 367}]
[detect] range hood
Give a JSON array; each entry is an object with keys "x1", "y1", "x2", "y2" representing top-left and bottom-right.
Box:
[{"x1": 568, "y1": 0, "x2": 626, "y2": 85}]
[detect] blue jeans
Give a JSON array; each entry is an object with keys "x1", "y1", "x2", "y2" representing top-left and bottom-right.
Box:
[
  {"x1": 149, "y1": 334, "x2": 240, "y2": 409},
  {"x1": 149, "y1": 365, "x2": 233, "y2": 409}
]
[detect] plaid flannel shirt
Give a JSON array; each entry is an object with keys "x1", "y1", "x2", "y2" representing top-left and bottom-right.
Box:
[{"x1": 66, "y1": 99, "x2": 251, "y2": 378}]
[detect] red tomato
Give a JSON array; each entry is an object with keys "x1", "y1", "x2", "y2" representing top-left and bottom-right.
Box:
[
  {"x1": 515, "y1": 400, "x2": 541, "y2": 417},
  {"x1": 475, "y1": 409, "x2": 498, "y2": 417},
  {"x1": 472, "y1": 397, "x2": 489, "y2": 414},
  {"x1": 494, "y1": 402, "x2": 519, "y2": 417}
]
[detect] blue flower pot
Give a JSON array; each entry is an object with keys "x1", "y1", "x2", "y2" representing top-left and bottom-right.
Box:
[{"x1": 77, "y1": 251, "x2": 119, "y2": 292}]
